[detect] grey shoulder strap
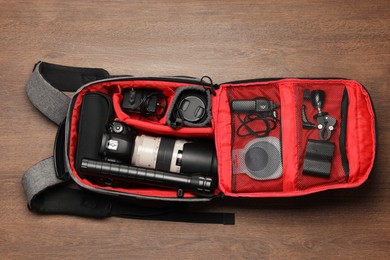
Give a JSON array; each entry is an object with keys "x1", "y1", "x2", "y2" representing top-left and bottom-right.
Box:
[
  {"x1": 22, "y1": 157, "x2": 65, "y2": 205},
  {"x1": 22, "y1": 61, "x2": 111, "y2": 212},
  {"x1": 26, "y1": 61, "x2": 110, "y2": 124}
]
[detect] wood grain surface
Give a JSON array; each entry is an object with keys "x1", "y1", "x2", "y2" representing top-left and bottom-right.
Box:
[{"x1": 0, "y1": 0, "x2": 389, "y2": 259}]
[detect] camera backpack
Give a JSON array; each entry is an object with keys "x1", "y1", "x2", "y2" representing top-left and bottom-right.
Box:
[{"x1": 22, "y1": 61, "x2": 376, "y2": 225}]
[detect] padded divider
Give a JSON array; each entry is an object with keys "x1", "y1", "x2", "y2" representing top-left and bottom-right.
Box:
[
  {"x1": 112, "y1": 81, "x2": 214, "y2": 137},
  {"x1": 212, "y1": 85, "x2": 233, "y2": 194},
  {"x1": 279, "y1": 83, "x2": 299, "y2": 192}
]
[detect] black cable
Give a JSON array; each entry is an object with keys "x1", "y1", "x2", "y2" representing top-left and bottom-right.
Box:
[
  {"x1": 236, "y1": 111, "x2": 278, "y2": 137},
  {"x1": 170, "y1": 103, "x2": 185, "y2": 129},
  {"x1": 232, "y1": 97, "x2": 279, "y2": 138},
  {"x1": 138, "y1": 92, "x2": 167, "y2": 120}
]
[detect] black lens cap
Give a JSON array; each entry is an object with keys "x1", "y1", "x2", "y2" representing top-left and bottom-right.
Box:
[{"x1": 177, "y1": 95, "x2": 206, "y2": 123}]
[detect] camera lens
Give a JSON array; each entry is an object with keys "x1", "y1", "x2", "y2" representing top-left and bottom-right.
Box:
[
  {"x1": 131, "y1": 135, "x2": 217, "y2": 176},
  {"x1": 99, "y1": 122, "x2": 218, "y2": 177},
  {"x1": 180, "y1": 142, "x2": 217, "y2": 177},
  {"x1": 131, "y1": 135, "x2": 187, "y2": 173}
]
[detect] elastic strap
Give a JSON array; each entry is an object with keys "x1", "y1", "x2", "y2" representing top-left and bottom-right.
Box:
[{"x1": 26, "y1": 61, "x2": 110, "y2": 125}]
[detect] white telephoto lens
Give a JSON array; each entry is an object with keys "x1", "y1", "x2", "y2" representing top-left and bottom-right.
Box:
[{"x1": 131, "y1": 135, "x2": 161, "y2": 169}]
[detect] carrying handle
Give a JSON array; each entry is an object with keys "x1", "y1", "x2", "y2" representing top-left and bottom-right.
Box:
[{"x1": 26, "y1": 61, "x2": 110, "y2": 125}]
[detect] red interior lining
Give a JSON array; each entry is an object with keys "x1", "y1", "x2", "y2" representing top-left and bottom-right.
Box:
[
  {"x1": 345, "y1": 81, "x2": 376, "y2": 184},
  {"x1": 212, "y1": 85, "x2": 232, "y2": 194},
  {"x1": 279, "y1": 83, "x2": 299, "y2": 192},
  {"x1": 215, "y1": 79, "x2": 376, "y2": 197},
  {"x1": 68, "y1": 80, "x2": 214, "y2": 198},
  {"x1": 112, "y1": 82, "x2": 214, "y2": 137},
  {"x1": 68, "y1": 79, "x2": 376, "y2": 199}
]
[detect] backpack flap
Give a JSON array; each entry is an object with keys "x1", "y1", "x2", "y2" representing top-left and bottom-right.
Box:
[{"x1": 213, "y1": 79, "x2": 376, "y2": 197}]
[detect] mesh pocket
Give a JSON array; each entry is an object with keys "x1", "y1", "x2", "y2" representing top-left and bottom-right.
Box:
[
  {"x1": 232, "y1": 136, "x2": 283, "y2": 192},
  {"x1": 228, "y1": 84, "x2": 283, "y2": 193},
  {"x1": 232, "y1": 137, "x2": 282, "y2": 180},
  {"x1": 296, "y1": 83, "x2": 348, "y2": 190}
]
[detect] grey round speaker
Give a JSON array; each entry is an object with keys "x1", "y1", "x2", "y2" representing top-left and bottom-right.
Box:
[{"x1": 232, "y1": 137, "x2": 282, "y2": 180}]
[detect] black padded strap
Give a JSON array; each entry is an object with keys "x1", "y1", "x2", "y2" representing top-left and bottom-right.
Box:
[
  {"x1": 36, "y1": 61, "x2": 110, "y2": 92},
  {"x1": 28, "y1": 185, "x2": 234, "y2": 225},
  {"x1": 26, "y1": 61, "x2": 110, "y2": 125},
  {"x1": 23, "y1": 158, "x2": 234, "y2": 224},
  {"x1": 117, "y1": 209, "x2": 235, "y2": 225},
  {"x1": 110, "y1": 198, "x2": 235, "y2": 224},
  {"x1": 29, "y1": 187, "x2": 112, "y2": 218}
]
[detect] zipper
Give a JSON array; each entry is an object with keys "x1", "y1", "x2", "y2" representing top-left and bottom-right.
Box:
[
  {"x1": 200, "y1": 75, "x2": 219, "y2": 95},
  {"x1": 222, "y1": 77, "x2": 349, "y2": 85},
  {"x1": 92, "y1": 75, "x2": 211, "y2": 86}
]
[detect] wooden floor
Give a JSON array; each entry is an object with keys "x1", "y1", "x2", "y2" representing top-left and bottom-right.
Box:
[{"x1": 1, "y1": 0, "x2": 389, "y2": 259}]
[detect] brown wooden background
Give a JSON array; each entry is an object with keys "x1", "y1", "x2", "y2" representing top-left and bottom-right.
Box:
[{"x1": 0, "y1": 0, "x2": 389, "y2": 259}]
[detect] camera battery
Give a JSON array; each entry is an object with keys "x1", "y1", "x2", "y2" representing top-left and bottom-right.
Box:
[{"x1": 303, "y1": 139, "x2": 335, "y2": 178}]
